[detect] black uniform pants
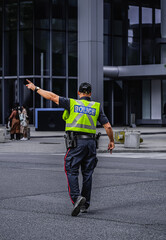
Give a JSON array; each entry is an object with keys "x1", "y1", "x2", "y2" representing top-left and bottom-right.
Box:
[{"x1": 64, "y1": 138, "x2": 97, "y2": 208}]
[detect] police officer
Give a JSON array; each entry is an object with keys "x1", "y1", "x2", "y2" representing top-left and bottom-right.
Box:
[{"x1": 26, "y1": 80, "x2": 115, "y2": 217}]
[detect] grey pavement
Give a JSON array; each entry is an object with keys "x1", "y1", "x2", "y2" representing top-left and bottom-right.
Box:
[
  {"x1": 0, "y1": 125, "x2": 166, "y2": 240},
  {"x1": 0, "y1": 125, "x2": 166, "y2": 154}
]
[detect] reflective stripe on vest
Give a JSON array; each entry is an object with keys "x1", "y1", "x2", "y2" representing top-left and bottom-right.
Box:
[{"x1": 64, "y1": 99, "x2": 100, "y2": 133}]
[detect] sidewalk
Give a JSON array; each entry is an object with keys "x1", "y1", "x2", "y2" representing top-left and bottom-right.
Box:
[{"x1": 0, "y1": 125, "x2": 166, "y2": 153}]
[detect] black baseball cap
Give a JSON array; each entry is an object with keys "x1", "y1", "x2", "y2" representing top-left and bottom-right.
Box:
[{"x1": 79, "y1": 82, "x2": 92, "y2": 94}]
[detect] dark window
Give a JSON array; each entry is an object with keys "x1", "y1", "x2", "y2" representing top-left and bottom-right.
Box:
[
  {"x1": 52, "y1": 78, "x2": 66, "y2": 107},
  {"x1": 68, "y1": 79, "x2": 77, "y2": 98},
  {"x1": 4, "y1": 31, "x2": 17, "y2": 76},
  {"x1": 68, "y1": 33, "x2": 77, "y2": 76},
  {"x1": 20, "y1": 0, "x2": 33, "y2": 29},
  {"x1": 4, "y1": 0, "x2": 17, "y2": 31},
  {"x1": 52, "y1": 32, "x2": 66, "y2": 76},
  {"x1": 52, "y1": 0, "x2": 66, "y2": 31},
  {"x1": 68, "y1": 0, "x2": 77, "y2": 31},
  {"x1": 35, "y1": 0, "x2": 50, "y2": 29},
  {"x1": 19, "y1": 30, "x2": 33, "y2": 75},
  {"x1": 35, "y1": 30, "x2": 50, "y2": 75},
  {"x1": 104, "y1": 35, "x2": 112, "y2": 66},
  {"x1": 142, "y1": 7, "x2": 153, "y2": 64}
]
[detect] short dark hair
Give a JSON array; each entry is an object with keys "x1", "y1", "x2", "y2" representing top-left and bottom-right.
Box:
[{"x1": 79, "y1": 82, "x2": 92, "y2": 94}]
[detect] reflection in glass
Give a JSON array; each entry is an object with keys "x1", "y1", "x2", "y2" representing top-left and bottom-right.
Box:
[
  {"x1": 52, "y1": 79, "x2": 66, "y2": 108},
  {"x1": 68, "y1": 79, "x2": 77, "y2": 98},
  {"x1": 20, "y1": 0, "x2": 33, "y2": 29},
  {"x1": 35, "y1": 0, "x2": 50, "y2": 29},
  {"x1": 52, "y1": 32, "x2": 66, "y2": 76},
  {"x1": 128, "y1": 6, "x2": 139, "y2": 38},
  {"x1": 20, "y1": 31, "x2": 33, "y2": 75},
  {"x1": 142, "y1": 7, "x2": 153, "y2": 64},
  {"x1": 4, "y1": 0, "x2": 17, "y2": 30},
  {"x1": 4, "y1": 31, "x2": 17, "y2": 76},
  {"x1": 155, "y1": 9, "x2": 161, "y2": 38},
  {"x1": 68, "y1": 0, "x2": 77, "y2": 31},
  {"x1": 52, "y1": 0, "x2": 65, "y2": 31},
  {"x1": 68, "y1": 33, "x2": 77, "y2": 76},
  {"x1": 128, "y1": 37, "x2": 140, "y2": 65},
  {"x1": 35, "y1": 30, "x2": 50, "y2": 75}
]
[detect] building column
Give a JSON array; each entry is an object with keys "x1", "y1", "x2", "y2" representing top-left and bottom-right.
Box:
[
  {"x1": 78, "y1": 0, "x2": 103, "y2": 104},
  {"x1": 161, "y1": 0, "x2": 166, "y2": 123},
  {"x1": 161, "y1": 0, "x2": 166, "y2": 62}
]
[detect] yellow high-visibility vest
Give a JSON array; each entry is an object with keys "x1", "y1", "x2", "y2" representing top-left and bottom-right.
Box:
[{"x1": 62, "y1": 98, "x2": 100, "y2": 134}]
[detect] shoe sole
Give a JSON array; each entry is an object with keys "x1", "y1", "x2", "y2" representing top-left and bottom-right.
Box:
[{"x1": 71, "y1": 197, "x2": 86, "y2": 217}]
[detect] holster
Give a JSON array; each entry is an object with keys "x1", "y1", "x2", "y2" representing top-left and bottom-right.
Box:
[
  {"x1": 95, "y1": 132, "x2": 101, "y2": 149},
  {"x1": 64, "y1": 132, "x2": 77, "y2": 149}
]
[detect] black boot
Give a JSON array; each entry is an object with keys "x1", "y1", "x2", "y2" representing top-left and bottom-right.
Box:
[{"x1": 10, "y1": 134, "x2": 14, "y2": 140}]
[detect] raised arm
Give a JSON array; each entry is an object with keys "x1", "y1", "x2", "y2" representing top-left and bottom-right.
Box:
[
  {"x1": 26, "y1": 79, "x2": 59, "y2": 105},
  {"x1": 103, "y1": 122, "x2": 115, "y2": 153}
]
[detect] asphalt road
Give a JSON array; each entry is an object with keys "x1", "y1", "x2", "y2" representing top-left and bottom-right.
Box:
[{"x1": 0, "y1": 153, "x2": 166, "y2": 240}]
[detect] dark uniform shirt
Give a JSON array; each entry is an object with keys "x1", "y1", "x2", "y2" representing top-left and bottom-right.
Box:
[{"x1": 59, "y1": 96, "x2": 109, "y2": 126}]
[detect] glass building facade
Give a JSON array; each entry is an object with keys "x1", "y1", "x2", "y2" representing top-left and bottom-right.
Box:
[
  {"x1": 0, "y1": 0, "x2": 77, "y2": 124},
  {"x1": 0, "y1": 0, "x2": 165, "y2": 126}
]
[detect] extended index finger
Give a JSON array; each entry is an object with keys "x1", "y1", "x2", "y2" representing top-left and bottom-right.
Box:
[{"x1": 26, "y1": 79, "x2": 31, "y2": 84}]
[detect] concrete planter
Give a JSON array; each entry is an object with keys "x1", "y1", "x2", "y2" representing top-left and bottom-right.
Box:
[{"x1": 124, "y1": 131, "x2": 140, "y2": 148}]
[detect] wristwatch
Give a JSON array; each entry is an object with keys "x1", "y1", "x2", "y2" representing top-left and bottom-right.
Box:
[{"x1": 35, "y1": 86, "x2": 40, "y2": 92}]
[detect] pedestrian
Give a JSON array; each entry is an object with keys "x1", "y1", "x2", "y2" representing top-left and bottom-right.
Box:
[
  {"x1": 20, "y1": 105, "x2": 29, "y2": 141},
  {"x1": 9, "y1": 106, "x2": 20, "y2": 140},
  {"x1": 26, "y1": 79, "x2": 115, "y2": 217}
]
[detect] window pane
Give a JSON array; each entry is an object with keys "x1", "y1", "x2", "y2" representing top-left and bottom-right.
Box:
[
  {"x1": 142, "y1": 7, "x2": 152, "y2": 36},
  {"x1": 68, "y1": 79, "x2": 77, "y2": 98},
  {"x1": 52, "y1": 0, "x2": 66, "y2": 31},
  {"x1": 0, "y1": 80, "x2": 2, "y2": 123},
  {"x1": 20, "y1": 78, "x2": 33, "y2": 107},
  {"x1": 113, "y1": 37, "x2": 124, "y2": 66},
  {"x1": 4, "y1": 79, "x2": 17, "y2": 121},
  {"x1": 4, "y1": 0, "x2": 17, "y2": 31},
  {"x1": 4, "y1": 31, "x2": 17, "y2": 76},
  {"x1": 68, "y1": 33, "x2": 77, "y2": 76},
  {"x1": 0, "y1": 3, "x2": 2, "y2": 75},
  {"x1": 43, "y1": 79, "x2": 51, "y2": 108},
  {"x1": 104, "y1": 35, "x2": 112, "y2": 66},
  {"x1": 35, "y1": 0, "x2": 50, "y2": 29},
  {"x1": 68, "y1": 0, "x2": 77, "y2": 31},
  {"x1": 162, "y1": 80, "x2": 166, "y2": 117},
  {"x1": 142, "y1": 80, "x2": 150, "y2": 119},
  {"x1": 142, "y1": 7, "x2": 153, "y2": 64},
  {"x1": 20, "y1": 30, "x2": 33, "y2": 75},
  {"x1": 52, "y1": 32, "x2": 66, "y2": 76},
  {"x1": 35, "y1": 30, "x2": 50, "y2": 75},
  {"x1": 128, "y1": 6, "x2": 139, "y2": 38},
  {"x1": 20, "y1": 0, "x2": 33, "y2": 29},
  {"x1": 128, "y1": 37, "x2": 140, "y2": 65},
  {"x1": 104, "y1": 1, "x2": 111, "y2": 35},
  {"x1": 52, "y1": 79, "x2": 66, "y2": 107},
  {"x1": 155, "y1": 9, "x2": 161, "y2": 38}
]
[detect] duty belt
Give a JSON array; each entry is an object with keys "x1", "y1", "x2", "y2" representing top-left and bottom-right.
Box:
[{"x1": 76, "y1": 134, "x2": 95, "y2": 139}]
